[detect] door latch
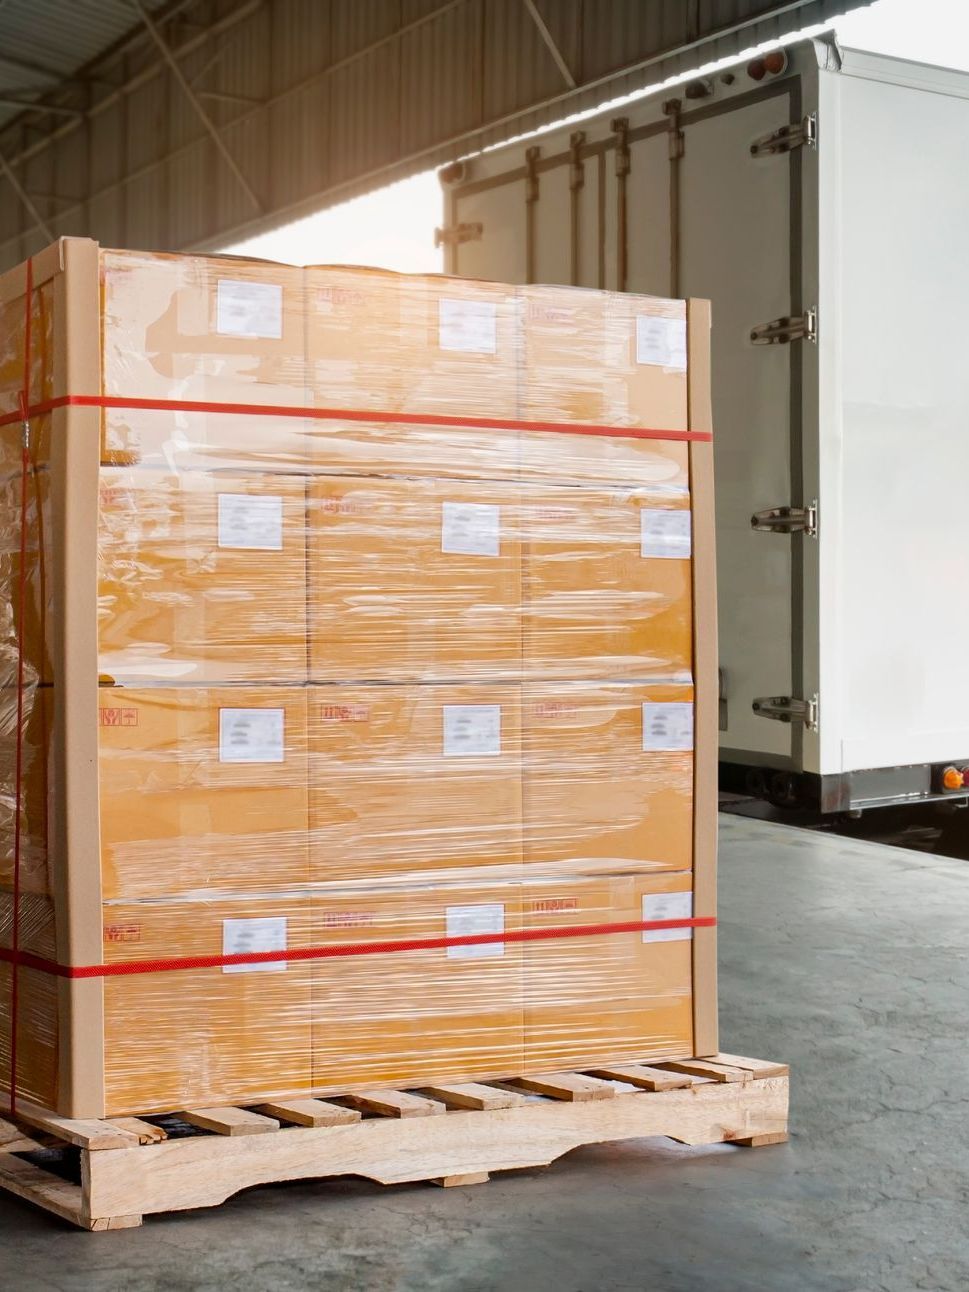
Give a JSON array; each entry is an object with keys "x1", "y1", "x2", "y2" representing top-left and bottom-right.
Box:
[
  {"x1": 433, "y1": 221, "x2": 483, "y2": 249},
  {"x1": 751, "y1": 503, "x2": 818, "y2": 537},
  {"x1": 752, "y1": 695, "x2": 818, "y2": 731},
  {"x1": 751, "y1": 308, "x2": 816, "y2": 345},
  {"x1": 750, "y1": 113, "x2": 817, "y2": 158}
]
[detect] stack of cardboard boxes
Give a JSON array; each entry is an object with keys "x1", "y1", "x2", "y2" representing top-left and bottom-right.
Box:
[{"x1": 0, "y1": 240, "x2": 714, "y2": 1117}]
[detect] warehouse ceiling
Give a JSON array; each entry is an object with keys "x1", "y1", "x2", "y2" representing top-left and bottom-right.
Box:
[
  {"x1": 0, "y1": 0, "x2": 173, "y2": 130},
  {"x1": 0, "y1": 0, "x2": 871, "y2": 270}
]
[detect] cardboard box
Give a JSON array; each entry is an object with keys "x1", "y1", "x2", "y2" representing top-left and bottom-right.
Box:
[
  {"x1": 522, "y1": 682, "x2": 695, "y2": 872},
  {"x1": 0, "y1": 258, "x2": 52, "y2": 694},
  {"x1": 0, "y1": 959, "x2": 59, "y2": 1110},
  {"x1": 99, "y1": 250, "x2": 309, "y2": 470},
  {"x1": 306, "y1": 265, "x2": 407, "y2": 416},
  {"x1": 0, "y1": 685, "x2": 51, "y2": 897},
  {"x1": 519, "y1": 285, "x2": 690, "y2": 487},
  {"x1": 304, "y1": 267, "x2": 520, "y2": 480},
  {"x1": 97, "y1": 469, "x2": 307, "y2": 683},
  {"x1": 522, "y1": 870, "x2": 695, "y2": 1071},
  {"x1": 0, "y1": 886, "x2": 59, "y2": 1110},
  {"x1": 0, "y1": 276, "x2": 55, "y2": 475},
  {"x1": 307, "y1": 475, "x2": 521, "y2": 682},
  {"x1": 102, "y1": 896, "x2": 312, "y2": 1115},
  {"x1": 308, "y1": 684, "x2": 522, "y2": 884},
  {"x1": 522, "y1": 485, "x2": 693, "y2": 679},
  {"x1": 312, "y1": 883, "x2": 523, "y2": 1090},
  {"x1": 0, "y1": 467, "x2": 52, "y2": 686},
  {"x1": 97, "y1": 687, "x2": 310, "y2": 900}
]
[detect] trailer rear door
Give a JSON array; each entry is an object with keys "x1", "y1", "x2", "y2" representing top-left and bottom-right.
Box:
[{"x1": 443, "y1": 57, "x2": 819, "y2": 779}]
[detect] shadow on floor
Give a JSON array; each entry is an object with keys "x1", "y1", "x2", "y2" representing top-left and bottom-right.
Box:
[{"x1": 718, "y1": 793, "x2": 969, "y2": 859}]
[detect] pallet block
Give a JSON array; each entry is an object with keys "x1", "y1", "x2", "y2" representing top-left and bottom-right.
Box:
[{"x1": 0, "y1": 1054, "x2": 788, "y2": 1230}]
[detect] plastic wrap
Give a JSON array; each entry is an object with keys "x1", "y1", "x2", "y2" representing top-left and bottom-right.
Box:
[{"x1": 0, "y1": 245, "x2": 710, "y2": 1117}]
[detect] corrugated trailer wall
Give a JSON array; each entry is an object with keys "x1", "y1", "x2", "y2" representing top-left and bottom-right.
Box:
[{"x1": 0, "y1": 0, "x2": 865, "y2": 272}]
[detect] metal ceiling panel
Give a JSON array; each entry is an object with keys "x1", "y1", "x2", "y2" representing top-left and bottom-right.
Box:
[
  {"x1": 0, "y1": 0, "x2": 173, "y2": 126},
  {"x1": 0, "y1": 0, "x2": 872, "y2": 269}
]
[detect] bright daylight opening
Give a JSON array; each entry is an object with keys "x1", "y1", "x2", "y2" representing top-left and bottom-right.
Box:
[{"x1": 221, "y1": 0, "x2": 969, "y2": 273}]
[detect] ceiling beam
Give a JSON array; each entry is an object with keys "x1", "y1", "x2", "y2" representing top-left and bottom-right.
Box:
[
  {"x1": 128, "y1": 0, "x2": 264, "y2": 213},
  {"x1": 0, "y1": 94, "x2": 84, "y2": 120},
  {"x1": 522, "y1": 0, "x2": 577, "y2": 89},
  {"x1": 197, "y1": 89, "x2": 265, "y2": 107}
]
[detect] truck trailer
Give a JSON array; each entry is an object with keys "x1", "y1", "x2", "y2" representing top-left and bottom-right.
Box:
[{"x1": 439, "y1": 37, "x2": 969, "y2": 814}]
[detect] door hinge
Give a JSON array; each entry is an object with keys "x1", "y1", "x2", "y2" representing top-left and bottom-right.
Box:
[
  {"x1": 433, "y1": 221, "x2": 482, "y2": 249},
  {"x1": 569, "y1": 131, "x2": 585, "y2": 191},
  {"x1": 750, "y1": 307, "x2": 816, "y2": 346},
  {"x1": 611, "y1": 116, "x2": 630, "y2": 177},
  {"x1": 752, "y1": 694, "x2": 818, "y2": 731},
  {"x1": 750, "y1": 113, "x2": 817, "y2": 158},
  {"x1": 751, "y1": 502, "x2": 818, "y2": 537},
  {"x1": 525, "y1": 145, "x2": 541, "y2": 204},
  {"x1": 662, "y1": 98, "x2": 684, "y2": 160}
]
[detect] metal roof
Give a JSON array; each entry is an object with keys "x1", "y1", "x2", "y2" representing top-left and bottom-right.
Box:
[
  {"x1": 0, "y1": 0, "x2": 873, "y2": 270},
  {"x1": 0, "y1": 0, "x2": 174, "y2": 129}
]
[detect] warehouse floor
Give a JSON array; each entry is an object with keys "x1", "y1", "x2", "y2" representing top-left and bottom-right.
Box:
[{"x1": 3, "y1": 815, "x2": 967, "y2": 1292}]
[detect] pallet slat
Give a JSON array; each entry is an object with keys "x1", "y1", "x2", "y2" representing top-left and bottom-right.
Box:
[
  {"x1": 109, "y1": 1118, "x2": 168, "y2": 1145},
  {"x1": 343, "y1": 1090, "x2": 446, "y2": 1118},
  {"x1": 734, "y1": 1131, "x2": 789, "y2": 1147},
  {"x1": 431, "y1": 1172, "x2": 491, "y2": 1187},
  {"x1": 254, "y1": 1099, "x2": 362, "y2": 1127},
  {"x1": 586, "y1": 1065, "x2": 696, "y2": 1092},
  {"x1": 0, "y1": 1150, "x2": 91, "y2": 1228},
  {"x1": 656, "y1": 1060, "x2": 752, "y2": 1083},
  {"x1": 0, "y1": 1099, "x2": 141, "y2": 1150},
  {"x1": 181, "y1": 1107, "x2": 280, "y2": 1136},
  {"x1": 711, "y1": 1054, "x2": 790, "y2": 1078},
  {"x1": 0, "y1": 1117, "x2": 45, "y2": 1153},
  {"x1": 418, "y1": 1084, "x2": 526, "y2": 1111},
  {"x1": 506, "y1": 1073, "x2": 617, "y2": 1102}
]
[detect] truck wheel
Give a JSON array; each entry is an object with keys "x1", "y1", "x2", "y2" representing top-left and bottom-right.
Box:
[
  {"x1": 745, "y1": 768, "x2": 767, "y2": 799},
  {"x1": 934, "y1": 810, "x2": 969, "y2": 859},
  {"x1": 768, "y1": 772, "x2": 798, "y2": 808}
]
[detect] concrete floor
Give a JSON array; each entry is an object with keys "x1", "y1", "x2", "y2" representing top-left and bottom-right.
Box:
[{"x1": 3, "y1": 814, "x2": 968, "y2": 1291}]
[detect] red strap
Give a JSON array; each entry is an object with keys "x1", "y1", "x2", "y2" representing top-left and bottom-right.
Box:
[
  {"x1": 0, "y1": 393, "x2": 711, "y2": 443},
  {"x1": 8, "y1": 258, "x2": 33, "y2": 1114},
  {"x1": 0, "y1": 916, "x2": 715, "y2": 979}
]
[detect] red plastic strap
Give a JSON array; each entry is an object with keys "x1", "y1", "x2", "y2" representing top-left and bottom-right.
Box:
[
  {"x1": 0, "y1": 393, "x2": 712, "y2": 443},
  {"x1": 9, "y1": 257, "x2": 33, "y2": 1113},
  {"x1": 0, "y1": 916, "x2": 715, "y2": 979}
]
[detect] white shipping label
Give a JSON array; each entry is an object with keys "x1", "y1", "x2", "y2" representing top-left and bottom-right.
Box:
[
  {"x1": 439, "y1": 297, "x2": 498, "y2": 354},
  {"x1": 222, "y1": 916, "x2": 288, "y2": 973},
  {"x1": 442, "y1": 704, "x2": 501, "y2": 757},
  {"x1": 643, "y1": 702, "x2": 694, "y2": 752},
  {"x1": 219, "y1": 708, "x2": 285, "y2": 763},
  {"x1": 217, "y1": 493, "x2": 284, "y2": 550},
  {"x1": 216, "y1": 279, "x2": 283, "y2": 339},
  {"x1": 641, "y1": 508, "x2": 692, "y2": 560},
  {"x1": 636, "y1": 315, "x2": 687, "y2": 370},
  {"x1": 642, "y1": 891, "x2": 694, "y2": 943},
  {"x1": 446, "y1": 903, "x2": 505, "y2": 959},
  {"x1": 441, "y1": 502, "x2": 500, "y2": 557}
]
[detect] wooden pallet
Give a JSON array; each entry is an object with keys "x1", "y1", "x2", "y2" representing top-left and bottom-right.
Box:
[{"x1": 0, "y1": 1053, "x2": 788, "y2": 1230}]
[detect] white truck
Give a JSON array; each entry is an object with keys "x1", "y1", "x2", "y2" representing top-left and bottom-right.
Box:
[{"x1": 438, "y1": 37, "x2": 969, "y2": 814}]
